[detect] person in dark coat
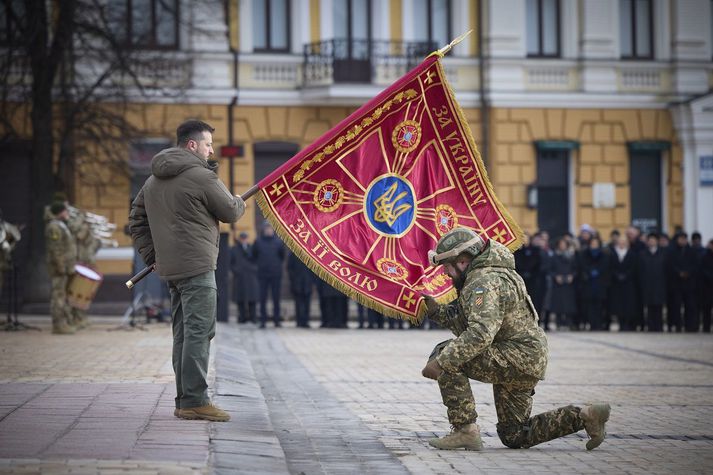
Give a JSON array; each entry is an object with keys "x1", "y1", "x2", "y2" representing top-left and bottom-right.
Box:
[
  {"x1": 667, "y1": 232, "x2": 699, "y2": 332},
  {"x1": 699, "y1": 240, "x2": 713, "y2": 333},
  {"x1": 530, "y1": 232, "x2": 550, "y2": 321},
  {"x1": 547, "y1": 237, "x2": 578, "y2": 330},
  {"x1": 287, "y1": 252, "x2": 314, "y2": 328},
  {"x1": 514, "y1": 233, "x2": 542, "y2": 307},
  {"x1": 578, "y1": 237, "x2": 610, "y2": 331},
  {"x1": 638, "y1": 233, "x2": 667, "y2": 331},
  {"x1": 252, "y1": 223, "x2": 286, "y2": 328},
  {"x1": 691, "y1": 232, "x2": 707, "y2": 332},
  {"x1": 315, "y1": 279, "x2": 348, "y2": 328},
  {"x1": 230, "y1": 231, "x2": 259, "y2": 323},
  {"x1": 608, "y1": 235, "x2": 639, "y2": 331}
]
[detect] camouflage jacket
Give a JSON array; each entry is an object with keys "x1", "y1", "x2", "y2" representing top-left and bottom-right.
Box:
[
  {"x1": 432, "y1": 239, "x2": 548, "y2": 380},
  {"x1": 45, "y1": 219, "x2": 77, "y2": 276}
]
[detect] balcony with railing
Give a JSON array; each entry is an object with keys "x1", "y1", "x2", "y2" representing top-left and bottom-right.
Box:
[{"x1": 303, "y1": 39, "x2": 438, "y2": 87}]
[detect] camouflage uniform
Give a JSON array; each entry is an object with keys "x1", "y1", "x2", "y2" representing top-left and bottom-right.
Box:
[
  {"x1": 69, "y1": 211, "x2": 100, "y2": 327},
  {"x1": 428, "y1": 232, "x2": 586, "y2": 449},
  {"x1": 45, "y1": 217, "x2": 77, "y2": 332}
]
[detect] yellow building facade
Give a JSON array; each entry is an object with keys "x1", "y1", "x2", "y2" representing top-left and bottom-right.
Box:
[{"x1": 36, "y1": 0, "x2": 713, "y2": 286}]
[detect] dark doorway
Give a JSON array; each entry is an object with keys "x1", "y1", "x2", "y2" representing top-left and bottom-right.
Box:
[
  {"x1": 0, "y1": 141, "x2": 32, "y2": 311},
  {"x1": 536, "y1": 149, "x2": 570, "y2": 238},
  {"x1": 333, "y1": 0, "x2": 372, "y2": 83},
  {"x1": 629, "y1": 150, "x2": 662, "y2": 233},
  {"x1": 253, "y1": 141, "x2": 300, "y2": 230}
]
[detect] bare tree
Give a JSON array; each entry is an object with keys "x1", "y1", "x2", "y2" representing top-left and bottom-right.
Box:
[{"x1": 0, "y1": 0, "x2": 193, "y2": 300}]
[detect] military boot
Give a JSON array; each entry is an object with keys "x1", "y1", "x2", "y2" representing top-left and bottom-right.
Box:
[
  {"x1": 178, "y1": 403, "x2": 230, "y2": 422},
  {"x1": 52, "y1": 322, "x2": 76, "y2": 335},
  {"x1": 580, "y1": 403, "x2": 611, "y2": 450},
  {"x1": 429, "y1": 423, "x2": 483, "y2": 450}
]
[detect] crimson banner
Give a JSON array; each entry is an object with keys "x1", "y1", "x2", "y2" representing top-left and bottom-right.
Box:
[{"x1": 256, "y1": 55, "x2": 523, "y2": 323}]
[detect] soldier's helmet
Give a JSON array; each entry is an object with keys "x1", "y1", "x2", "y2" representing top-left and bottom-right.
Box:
[{"x1": 428, "y1": 227, "x2": 486, "y2": 266}]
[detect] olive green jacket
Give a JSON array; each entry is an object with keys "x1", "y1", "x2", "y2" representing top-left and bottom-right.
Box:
[
  {"x1": 129, "y1": 147, "x2": 245, "y2": 281},
  {"x1": 432, "y1": 239, "x2": 548, "y2": 379}
]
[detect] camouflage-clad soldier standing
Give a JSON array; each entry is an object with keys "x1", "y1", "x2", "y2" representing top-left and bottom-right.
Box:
[
  {"x1": 422, "y1": 227, "x2": 610, "y2": 451},
  {"x1": 45, "y1": 202, "x2": 77, "y2": 335}
]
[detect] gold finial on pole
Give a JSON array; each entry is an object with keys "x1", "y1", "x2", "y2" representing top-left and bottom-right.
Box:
[{"x1": 428, "y1": 30, "x2": 474, "y2": 58}]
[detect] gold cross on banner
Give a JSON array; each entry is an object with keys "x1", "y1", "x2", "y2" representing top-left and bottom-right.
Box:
[
  {"x1": 402, "y1": 291, "x2": 416, "y2": 308},
  {"x1": 269, "y1": 182, "x2": 285, "y2": 197},
  {"x1": 492, "y1": 227, "x2": 506, "y2": 243},
  {"x1": 424, "y1": 70, "x2": 435, "y2": 85}
]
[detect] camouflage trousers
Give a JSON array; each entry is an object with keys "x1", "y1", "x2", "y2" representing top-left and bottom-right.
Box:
[
  {"x1": 50, "y1": 275, "x2": 75, "y2": 328},
  {"x1": 430, "y1": 340, "x2": 584, "y2": 449}
]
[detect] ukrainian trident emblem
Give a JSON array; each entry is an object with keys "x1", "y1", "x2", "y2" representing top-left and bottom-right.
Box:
[{"x1": 365, "y1": 174, "x2": 416, "y2": 237}]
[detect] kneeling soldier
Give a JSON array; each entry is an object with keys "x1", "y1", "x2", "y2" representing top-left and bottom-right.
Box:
[{"x1": 422, "y1": 227, "x2": 610, "y2": 451}]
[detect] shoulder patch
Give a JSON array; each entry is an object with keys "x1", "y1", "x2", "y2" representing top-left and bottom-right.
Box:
[
  {"x1": 474, "y1": 287, "x2": 486, "y2": 307},
  {"x1": 49, "y1": 227, "x2": 60, "y2": 241}
]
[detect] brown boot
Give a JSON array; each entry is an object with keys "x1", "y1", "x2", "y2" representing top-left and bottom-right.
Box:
[
  {"x1": 580, "y1": 403, "x2": 611, "y2": 450},
  {"x1": 52, "y1": 322, "x2": 76, "y2": 335},
  {"x1": 429, "y1": 423, "x2": 483, "y2": 450},
  {"x1": 178, "y1": 403, "x2": 230, "y2": 422}
]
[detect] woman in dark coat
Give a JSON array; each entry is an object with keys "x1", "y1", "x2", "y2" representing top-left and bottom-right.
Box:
[
  {"x1": 230, "y1": 231, "x2": 259, "y2": 323},
  {"x1": 608, "y1": 235, "x2": 639, "y2": 331},
  {"x1": 638, "y1": 233, "x2": 667, "y2": 331},
  {"x1": 547, "y1": 237, "x2": 578, "y2": 330},
  {"x1": 578, "y1": 237, "x2": 610, "y2": 331}
]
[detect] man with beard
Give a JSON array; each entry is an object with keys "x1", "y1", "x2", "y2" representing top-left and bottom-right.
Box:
[{"x1": 421, "y1": 227, "x2": 610, "y2": 451}]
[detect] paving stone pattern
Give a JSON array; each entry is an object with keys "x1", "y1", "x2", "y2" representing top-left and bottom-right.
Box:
[
  {"x1": 2, "y1": 316, "x2": 713, "y2": 474},
  {"x1": 277, "y1": 328, "x2": 713, "y2": 475}
]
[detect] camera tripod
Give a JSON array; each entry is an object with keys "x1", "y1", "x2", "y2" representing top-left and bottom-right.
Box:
[{"x1": 3, "y1": 263, "x2": 40, "y2": 331}]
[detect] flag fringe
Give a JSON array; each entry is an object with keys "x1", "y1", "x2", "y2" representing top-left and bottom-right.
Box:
[{"x1": 434, "y1": 60, "x2": 525, "y2": 252}]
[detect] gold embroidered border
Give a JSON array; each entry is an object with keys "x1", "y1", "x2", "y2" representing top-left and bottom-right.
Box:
[{"x1": 292, "y1": 89, "x2": 419, "y2": 183}]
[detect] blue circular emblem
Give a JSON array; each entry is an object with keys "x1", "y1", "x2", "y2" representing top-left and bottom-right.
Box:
[{"x1": 365, "y1": 175, "x2": 416, "y2": 236}]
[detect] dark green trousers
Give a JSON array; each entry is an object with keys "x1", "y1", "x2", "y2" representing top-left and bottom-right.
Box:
[{"x1": 169, "y1": 271, "x2": 217, "y2": 409}]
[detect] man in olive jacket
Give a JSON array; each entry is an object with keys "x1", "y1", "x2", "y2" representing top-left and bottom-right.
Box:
[
  {"x1": 422, "y1": 227, "x2": 610, "y2": 451},
  {"x1": 129, "y1": 120, "x2": 245, "y2": 422}
]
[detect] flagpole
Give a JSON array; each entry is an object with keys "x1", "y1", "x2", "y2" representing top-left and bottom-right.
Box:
[
  {"x1": 241, "y1": 184, "x2": 259, "y2": 201},
  {"x1": 428, "y1": 30, "x2": 474, "y2": 58}
]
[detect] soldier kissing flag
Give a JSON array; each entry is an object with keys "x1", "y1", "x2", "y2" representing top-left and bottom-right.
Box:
[{"x1": 256, "y1": 51, "x2": 523, "y2": 323}]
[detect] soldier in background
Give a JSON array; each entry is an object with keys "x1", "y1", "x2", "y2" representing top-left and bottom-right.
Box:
[
  {"x1": 422, "y1": 227, "x2": 610, "y2": 451},
  {"x1": 45, "y1": 202, "x2": 77, "y2": 335},
  {"x1": 230, "y1": 231, "x2": 259, "y2": 323},
  {"x1": 45, "y1": 192, "x2": 99, "y2": 329}
]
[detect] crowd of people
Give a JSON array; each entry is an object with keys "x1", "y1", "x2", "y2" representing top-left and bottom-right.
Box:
[
  {"x1": 232, "y1": 222, "x2": 712, "y2": 333},
  {"x1": 230, "y1": 222, "x2": 427, "y2": 330},
  {"x1": 514, "y1": 225, "x2": 713, "y2": 332}
]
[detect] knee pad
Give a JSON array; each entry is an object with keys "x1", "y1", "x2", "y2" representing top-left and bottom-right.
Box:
[{"x1": 496, "y1": 422, "x2": 530, "y2": 449}]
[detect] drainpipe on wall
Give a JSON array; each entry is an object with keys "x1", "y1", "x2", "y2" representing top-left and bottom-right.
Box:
[{"x1": 478, "y1": 0, "x2": 489, "y2": 170}]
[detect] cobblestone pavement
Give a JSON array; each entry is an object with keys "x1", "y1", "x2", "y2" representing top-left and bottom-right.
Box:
[
  {"x1": 273, "y1": 327, "x2": 713, "y2": 475},
  {"x1": 2, "y1": 315, "x2": 713, "y2": 474},
  {"x1": 0, "y1": 317, "x2": 209, "y2": 475}
]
